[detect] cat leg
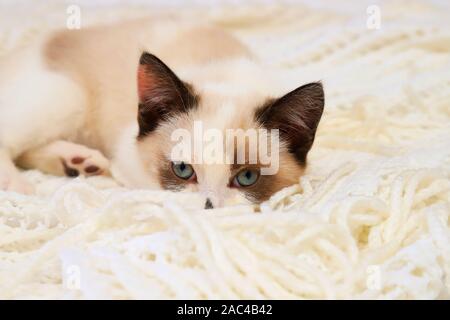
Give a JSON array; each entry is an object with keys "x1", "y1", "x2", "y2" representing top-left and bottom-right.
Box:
[
  {"x1": 16, "y1": 140, "x2": 110, "y2": 178},
  {"x1": 0, "y1": 148, "x2": 34, "y2": 194}
]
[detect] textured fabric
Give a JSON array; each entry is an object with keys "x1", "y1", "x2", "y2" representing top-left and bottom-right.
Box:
[{"x1": 0, "y1": 1, "x2": 449, "y2": 299}]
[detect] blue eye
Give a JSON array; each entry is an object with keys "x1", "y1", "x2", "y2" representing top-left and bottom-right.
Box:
[
  {"x1": 172, "y1": 162, "x2": 195, "y2": 180},
  {"x1": 234, "y1": 169, "x2": 260, "y2": 187}
]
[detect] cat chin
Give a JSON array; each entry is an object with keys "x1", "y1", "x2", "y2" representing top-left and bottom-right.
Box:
[{"x1": 111, "y1": 122, "x2": 160, "y2": 189}]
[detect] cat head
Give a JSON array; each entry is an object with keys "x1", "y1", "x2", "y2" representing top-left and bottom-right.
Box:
[{"x1": 134, "y1": 52, "x2": 324, "y2": 208}]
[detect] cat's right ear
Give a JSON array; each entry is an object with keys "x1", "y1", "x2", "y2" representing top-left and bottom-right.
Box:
[
  {"x1": 255, "y1": 82, "x2": 324, "y2": 165},
  {"x1": 137, "y1": 52, "x2": 198, "y2": 138}
]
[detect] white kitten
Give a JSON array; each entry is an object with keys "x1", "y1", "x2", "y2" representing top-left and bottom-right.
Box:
[{"x1": 0, "y1": 18, "x2": 324, "y2": 208}]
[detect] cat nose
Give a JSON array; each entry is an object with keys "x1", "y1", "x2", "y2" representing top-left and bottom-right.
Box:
[{"x1": 204, "y1": 198, "x2": 214, "y2": 209}]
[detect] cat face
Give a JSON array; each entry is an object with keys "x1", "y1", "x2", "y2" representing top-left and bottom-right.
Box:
[{"x1": 135, "y1": 52, "x2": 324, "y2": 208}]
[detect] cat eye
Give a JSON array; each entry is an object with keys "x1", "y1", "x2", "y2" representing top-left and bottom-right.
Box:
[
  {"x1": 233, "y1": 168, "x2": 260, "y2": 187},
  {"x1": 172, "y1": 161, "x2": 195, "y2": 180}
]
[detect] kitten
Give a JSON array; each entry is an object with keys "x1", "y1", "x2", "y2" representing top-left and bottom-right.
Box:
[{"x1": 0, "y1": 18, "x2": 324, "y2": 208}]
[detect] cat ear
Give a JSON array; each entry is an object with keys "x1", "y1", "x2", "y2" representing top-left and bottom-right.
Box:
[
  {"x1": 137, "y1": 52, "x2": 198, "y2": 138},
  {"x1": 255, "y1": 82, "x2": 324, "y2": 165}
]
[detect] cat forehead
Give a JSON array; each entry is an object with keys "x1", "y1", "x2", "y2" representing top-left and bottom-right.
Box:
[{"x1": 179, "y1": 90, "x2": 267, "y2": 130}]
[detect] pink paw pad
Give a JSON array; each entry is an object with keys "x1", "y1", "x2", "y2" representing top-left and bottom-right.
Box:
[
  {"x1": 63, "y1": 156, "x2": 105, "y2": 177},
  {"x1": 85, "y1": 165, "x2": 100, "y2": 174},
  {"x1": 71, "y1": 157, "x2": 84, "y2": 165}
]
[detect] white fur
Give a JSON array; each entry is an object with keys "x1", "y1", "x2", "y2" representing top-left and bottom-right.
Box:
[
  {"x1": 0, "y1": 44, "x2": 87, "y2": 192},
  {"x1": 0, "y1": 48, "x2": 86, "y2": 158},
  {"x1": 111, "y1": 123, "x2": 158, "y2": 189}
]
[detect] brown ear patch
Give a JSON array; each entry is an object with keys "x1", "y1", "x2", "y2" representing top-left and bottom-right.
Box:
[
  {"x1": 137, "y1": 52, "x2": 199, "y2": 138},
  {"x1": 255, "y1": 82, "x2": 324, "y2": 166}
]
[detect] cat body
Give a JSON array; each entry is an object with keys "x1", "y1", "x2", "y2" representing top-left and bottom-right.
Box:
[{"x1": 0, "y1": 18, "x2": 324, "y2": 208}]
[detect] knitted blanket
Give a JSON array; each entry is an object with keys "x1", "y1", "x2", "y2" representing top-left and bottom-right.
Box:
[{"x1": 0, "y1": 0, "x2": 449, "y2": 299}]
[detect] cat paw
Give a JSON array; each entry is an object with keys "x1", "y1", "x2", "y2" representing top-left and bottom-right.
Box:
[
  {"x1": 0, "y1": 170, "x2": 34, "y2": 194},
  {"x1": 61, "y1": 149, "x2": 110, "y2": 177}
]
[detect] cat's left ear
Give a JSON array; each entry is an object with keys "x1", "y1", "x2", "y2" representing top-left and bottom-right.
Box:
[
  {"x1": 137, "y1": 52, "x2": 198, "y2": 138},
  {"x1": 255, "y1": 82, "x2": 324, "y2": 165}
]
